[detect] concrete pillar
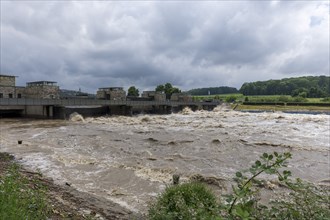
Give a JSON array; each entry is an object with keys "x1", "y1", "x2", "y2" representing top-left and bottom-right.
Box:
[
  {"x1": 125, "y1": 106, "x2": 133, "y2": 116},
  {"x1": 49, "y1": 106, "x2": 53, "y2": 117}
]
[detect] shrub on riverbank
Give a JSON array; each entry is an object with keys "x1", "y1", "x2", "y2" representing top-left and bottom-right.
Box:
[
  {"x1": 148, "y1": 152, "x2": 330, "y2": 220},
  {"x1": 148, "y1": 182, "x2": 220, "y2": 219}
]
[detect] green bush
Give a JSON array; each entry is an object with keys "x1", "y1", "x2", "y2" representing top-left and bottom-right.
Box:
[
  {"x1": 293, "y1": 96, "x2": 307, "y2": 102},
  {"x1": 258, "y1": 178, "x2": 330, "y2": 220},
  {"x1": 278, "y1": 96, "x2": 290, "y2": 102},
  {"x1": 148, "y1": 182, "x2": 220, "y2": 220},
  {"x1": 148, "y1": 152, "x2": 330, "y2": 220},
  {"x1": 321, "y1": 97, "x2": 330, "y2": 102},
  {"x1": 0, "y1": 164, "x2": 49, "y2": 219},
  {"x1": 225, "y1": 95, "x2": 238, "y2": 103}
]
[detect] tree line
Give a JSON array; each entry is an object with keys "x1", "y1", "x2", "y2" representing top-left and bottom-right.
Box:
[
  {"x1": 127, "y1": 83, "x2": 181, "y2": 99},
  {"x1": 239, "y1": 75, "x2": 330, "y2": 98},
  {"x1": 187, "y1": 86, "x2": 238, "y2": 96}
]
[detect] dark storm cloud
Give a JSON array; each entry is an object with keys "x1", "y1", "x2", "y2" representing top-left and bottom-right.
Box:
[{"x1": 1, "y1": 1, "x2": 329, "y2": 93}]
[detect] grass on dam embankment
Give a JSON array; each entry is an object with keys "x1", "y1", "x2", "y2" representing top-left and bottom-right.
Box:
[{"x1": 233, "y1": 104, "x2": 330, "y2": 112}]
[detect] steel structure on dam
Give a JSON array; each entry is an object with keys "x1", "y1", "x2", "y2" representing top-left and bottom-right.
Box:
[{"x1": 0, "y1": 98, "x2": 220, "y2": 118}]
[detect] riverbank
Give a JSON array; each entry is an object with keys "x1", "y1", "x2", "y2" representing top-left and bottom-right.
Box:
[
  {"x1": 233, "y1": 104, "x2": 330, "y2": 114},
  {"x1": 0, "y1": 152, "x2": 141, "y2": 220}
]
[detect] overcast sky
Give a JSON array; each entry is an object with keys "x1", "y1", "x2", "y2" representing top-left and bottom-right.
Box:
[{"x1": 1, "y1": 1, "x2": 329, "y2": 93}]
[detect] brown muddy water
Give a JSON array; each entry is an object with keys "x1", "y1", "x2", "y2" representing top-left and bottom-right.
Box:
[{"x1": 0, "y1": 107, "x2": 329, "y2": 214}]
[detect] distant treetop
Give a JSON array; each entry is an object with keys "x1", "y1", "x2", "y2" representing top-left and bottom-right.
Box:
[
  {"x1": 155, "y1": 83, "x2": 181, "y2": 99},
  {"x1": 187, "y1": 86, "x2": 238, "y2": 96}
]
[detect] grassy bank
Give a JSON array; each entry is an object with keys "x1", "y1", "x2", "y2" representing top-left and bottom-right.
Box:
[
  {"x1": 0, "y1": 153, "x2": 50, "y2": 219},
  {"x1": 193, "y1": 94, "x2": 330, "y2": 103},
  {"x1": 193, "y1": 93, "x2": 243, "y2": 101},
  {"x1": 0, "y1": 152, "x2": 137, "y2": 220},
  {"x1": 234, "y1": 104, "x2": 330, "y2": 112},
  {"x1": 193, "y1": 94, "x2": 330, "y2": 112}
]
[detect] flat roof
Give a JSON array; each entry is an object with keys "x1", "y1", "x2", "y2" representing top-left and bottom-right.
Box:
[
  {"x1": 27, "y1": 81, "x2": 57, "y2": 84},
  {"x1": 98, "y1": 87, "x2": 123, "y2": 90},
  {"x1": 0, "y1": 74, "x2": 17, "y2": 77}
]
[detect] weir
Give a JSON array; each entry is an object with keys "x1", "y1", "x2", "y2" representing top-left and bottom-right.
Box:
[{"x1": 0, "y1": 98, "x2": 219, "y2": 119}]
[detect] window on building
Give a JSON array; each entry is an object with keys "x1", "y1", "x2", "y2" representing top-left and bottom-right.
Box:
[
  {"x1": 0, "y1": 93, "x2": 3, "y2": 98},
  {"x1": 17, "y1": 94, "x2": 22, "y2": 98},
  {"x1": 9, "y1": 93, "x2": 13, "y2": 98}
]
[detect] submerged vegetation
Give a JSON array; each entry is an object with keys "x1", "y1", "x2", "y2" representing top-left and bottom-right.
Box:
[{"x1": 148, "y1": 152, "x2": 330, "y2": 220}]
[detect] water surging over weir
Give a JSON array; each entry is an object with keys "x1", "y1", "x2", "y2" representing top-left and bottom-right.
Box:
[{"x1": 0, "y1": 107, "x2": 329, "y2": 213}]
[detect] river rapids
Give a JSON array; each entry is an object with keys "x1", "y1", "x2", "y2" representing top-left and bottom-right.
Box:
[{"x1": 0, "y1": 107, "x2": 329, "y2": 213}]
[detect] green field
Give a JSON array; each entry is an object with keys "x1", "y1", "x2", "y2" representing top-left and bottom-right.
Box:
[
  {"x1": 192, "y1": 93, "x2": 243, "y2": 101},
  {"x1": 234, "y1": 104, "x2": 330, "y2": 112},
  {"x1": 193, "y1": 94, "x2": 330, "y2": 112},
  {"x1": 193, "y1": 94, "x2": 330, "y2": 103}
]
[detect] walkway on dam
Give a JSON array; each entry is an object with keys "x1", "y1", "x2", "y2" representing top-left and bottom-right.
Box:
[{"x1": 0, "y1": 98, "x2": 219, "y2": 107}]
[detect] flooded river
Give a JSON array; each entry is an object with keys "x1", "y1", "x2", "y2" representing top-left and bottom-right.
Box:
[{"x1": 0, "y1": 107, "x2": 329, "y2": 213}]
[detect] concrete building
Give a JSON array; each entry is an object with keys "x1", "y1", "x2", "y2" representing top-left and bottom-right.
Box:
[
  {"x1": 0, "y1": 74, "x2": 25, "y2": 98},
  {"x1": 96, "y1": 87, "x2": 126, "y2": 100},
  {"x1": 170, "y1": 93, "x2": 192, "y2": 102},
  {"x1": 0, "y1": 74, "x2": 16, "y2": 86},
  {"x1": 24, "y1": 81, "x2": 60, "y2": 99},
  {"x1": 142, "y1": 91, "x2": 166, "y2": 101}
]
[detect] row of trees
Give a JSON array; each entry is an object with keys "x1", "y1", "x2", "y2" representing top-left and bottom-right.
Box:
[
  {"x1": 127, "y1": 86, "x2": 139, "y2": 97},
  {"x1": 128, "y1": 76, "x2": 329, "y2": 99},
  {"x1": 239, "y1": 75, "x2": 330, "y2": 98},
  {"x1": 127, "y1": 83, "x2": 181, "y2": 99},
  {"x1": 155, "y1": 83, "x2": 181, "y2": 99},
  {"x1": 187, "y1": 86, "x2": 238, "y2": 96}
]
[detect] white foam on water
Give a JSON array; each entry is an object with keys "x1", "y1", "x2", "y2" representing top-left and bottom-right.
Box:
[{"x1": 1, "y1": 110, "x2": 329, "y2": 214}]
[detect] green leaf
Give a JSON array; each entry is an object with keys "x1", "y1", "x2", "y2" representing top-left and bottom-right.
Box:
[
  {"x1": 249, "y1": 168, "x2": 256, "y2": 175},
  {"x1": 265, "y1": 169, "x2": 276, "y2": 174},
  {"x1": 236, "y1": 172, "x2": 243, "y2": 178},
  {"x1": 235, "y1": 206, "x2": 250, "y2": 219}
]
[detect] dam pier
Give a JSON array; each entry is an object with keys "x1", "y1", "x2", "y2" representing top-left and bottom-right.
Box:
[
  {"x1": 0, "y1": 98, "x2": 219, "y2": 119},
  {"x1": 0, "y1": 74, "x2": 219, "y2": 118}
]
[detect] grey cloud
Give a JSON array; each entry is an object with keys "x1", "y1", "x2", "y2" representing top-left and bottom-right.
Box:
[
  {"x1": 1, "y1": 1, "x2": 329, "y2": 93},
  {"x1": 310, "y1": 16, "x2": 324, "y2": 27}
]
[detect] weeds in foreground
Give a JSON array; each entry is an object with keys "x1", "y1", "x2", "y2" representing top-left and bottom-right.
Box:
[
  {"x1": 0, "y1": 164, "x2": 49, "y2": 219},
  {"x1": 148, "y1": 152, "x2": 330, "y2": 220},
  {"x1": 148, "y1": 182, "x2": 220, "y2": 220}
]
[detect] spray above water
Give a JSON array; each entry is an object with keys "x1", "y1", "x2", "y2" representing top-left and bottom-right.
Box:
[{"x1": 69, "y1": 112, "x2": 85, "y2": 122}]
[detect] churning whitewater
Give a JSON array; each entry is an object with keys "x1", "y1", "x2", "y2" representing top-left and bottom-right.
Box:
[{"x1": 0, "y1": 107, "x2": 329, "y2": 213}]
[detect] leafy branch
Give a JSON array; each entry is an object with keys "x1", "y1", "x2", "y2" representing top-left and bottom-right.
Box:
[{"x1": 227, "y1": 152, "x2": 292, "y2": 217}]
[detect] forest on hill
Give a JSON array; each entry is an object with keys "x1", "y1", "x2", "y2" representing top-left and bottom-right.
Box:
[
  {"x1": 239, "y1": 75, "x2": 330, "y2": 98},
  {"x1": 187, "y1": 86, "x2": 238, "y2": 96}
]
